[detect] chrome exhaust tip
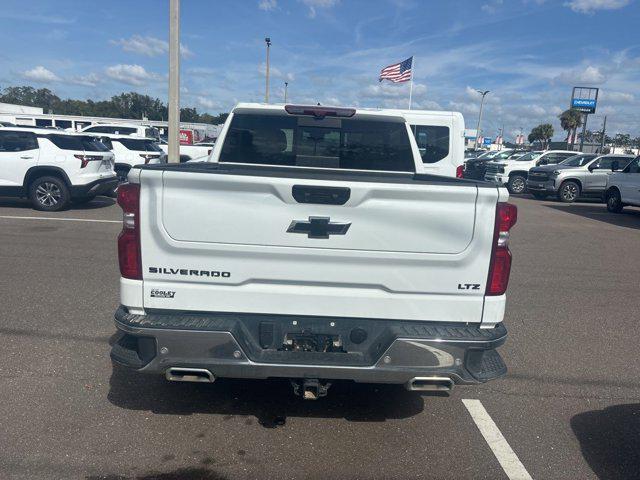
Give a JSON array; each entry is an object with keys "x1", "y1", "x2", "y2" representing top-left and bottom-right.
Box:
[
  {"x1": 165, "y1": 367, "x2": 215, "y2": 383},
  {"x1": 405, "y1": 376, "x2": 454, "y2": 392}
]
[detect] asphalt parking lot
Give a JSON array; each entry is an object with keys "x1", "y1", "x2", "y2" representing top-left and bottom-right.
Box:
[{"x1": 0, "y1": 194, "x2": 639, "y2": 480}]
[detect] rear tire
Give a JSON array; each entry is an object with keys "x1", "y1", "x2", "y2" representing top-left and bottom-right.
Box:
[
  {"x1": 557, "y1": 181, "x2": 580, "y2": 203},
  {"x1": 28, "y1": 176, "x2": 70, "y2": 212},
  {"x1": 531, "y1": 192, "x2": 548, "y2": 200},
  {"x1": 507, "y1": 175, "x2": 527, "y2": 194},
  {"x1": 606, "y1": 190, "x2": 624, "y2": 213}
]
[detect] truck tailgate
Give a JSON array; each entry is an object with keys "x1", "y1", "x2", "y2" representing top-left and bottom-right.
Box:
[{"x1": 138, "y1": 165, "x2": 499, "y2": 322}]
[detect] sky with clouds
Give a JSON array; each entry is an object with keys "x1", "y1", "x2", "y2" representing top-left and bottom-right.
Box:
[{"x1": 0, "y1": 0, "x2": 638, "y2": 140}]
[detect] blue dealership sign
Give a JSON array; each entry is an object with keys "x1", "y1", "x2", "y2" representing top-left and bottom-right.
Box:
[
  {"x1": 572, "y1": 98, "x2": 597, "y2": 113},
  {"x1": 483, "y1": 137, "x2": 492, "y2": 146}
]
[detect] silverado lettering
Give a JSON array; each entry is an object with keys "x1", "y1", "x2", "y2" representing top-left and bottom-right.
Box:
[{"x1": 148, "y1": 267, "x2": 230, "y2": 278}]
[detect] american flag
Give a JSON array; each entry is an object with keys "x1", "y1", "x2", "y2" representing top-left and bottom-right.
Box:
[{"x1": 379, "y1": 56, "x2": 413, "y2": 83}]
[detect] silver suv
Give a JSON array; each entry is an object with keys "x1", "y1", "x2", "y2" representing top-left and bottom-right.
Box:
[{"x1": 527, "y1": 153, "x2": 635, "y2": 202}]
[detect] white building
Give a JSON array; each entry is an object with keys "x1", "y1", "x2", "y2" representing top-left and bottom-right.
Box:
[{"x1": 0, "y1": 102, "x2": 223, "y2": 140}]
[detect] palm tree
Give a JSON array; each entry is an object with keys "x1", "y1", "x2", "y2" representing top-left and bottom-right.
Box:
[
  {"x1": 529, "y1": 124, "x2": 554, "y2": 149},
  {"x1": 528, "y1": 126, "x2": 541, "y2": 146},
  {"x1": 559, "y1": 109, "x2": 583, "y2": 150},
  {"x1": 539, "y1": 123, "x2": 554, "y2": 149}
]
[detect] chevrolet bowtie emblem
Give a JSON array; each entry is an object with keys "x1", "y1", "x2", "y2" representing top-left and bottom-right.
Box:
[{"x1": 287, "y1": 216, "x2": 351, "y2": 239}]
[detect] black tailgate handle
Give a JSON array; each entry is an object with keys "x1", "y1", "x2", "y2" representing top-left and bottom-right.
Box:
[{"x1": 292, "y1": 185, "x2": 350, "y2": 205}]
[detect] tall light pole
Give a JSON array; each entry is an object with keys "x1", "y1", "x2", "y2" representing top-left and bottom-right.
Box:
[
  {"x1": 168, "y1": 0, "x2": 181, "y2": 163},
  {"x1": 579, "y1": 112, "x2": 588, "y2": 152},
  {"x1": 474, "y1": 90, "x2": 490, "y2": 150},
  {"x1": 600, "y1": 115, "x2": 607, "y2": 153},
  {"x1": 284, "y1": 81, "x2": 288, "y2": 103},
  {"x1": 264, "y1": 37, "x2": 271, "y2": 103}
]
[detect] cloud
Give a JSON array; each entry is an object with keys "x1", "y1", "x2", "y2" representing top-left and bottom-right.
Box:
[
  {"x1": 258, "y1": 0, "x2": 277, "y2": 10},
  {"x1": 105, "y1": 64, "x2": 158, "y2": 86},
  {"x1": 197, "y1": 96, "x2": 219, "y2": 109},
  {"x1": 481, "y1": 0, "x2": 504, "y2": 13},
  {"x1": 258, "y1": 63, "x2": 294, "y2": 81},
  {"x1": 408, "y1": 99, "x2": 443, "y2": 110},
  {"x1": 111, "y1": 35, "x2": 194, "y2": 59},
  {"x1": 186, "y1": 67, "x2": 217, "y2": 77},
  {"x1": 362, "y1": 83, "x2": 426, "y2": 99},
  {"x1": 464, "y1": 86, "x2": 499, "y2": 103},
  {"x1": 300, "y1": 0, "x2": 340, "y2": 18},
  {"x1": 564, "y1": 0, "x2": 630, "y2": 13},
  {"x1": 22, "y1": 66, "x2": 61, "y2": 83},
  {"x1": 555, "y1": 65, "x2": 607, "y2": 84},
  {"x1": 600, "y1": 90, "x2": 634, "y2": 103},
  {"x1": 69, "y1": 73, "x2": 100, "y2": 87},
  {"x1": 448, "y1": 101, "x2": 480, "y2": 115}
]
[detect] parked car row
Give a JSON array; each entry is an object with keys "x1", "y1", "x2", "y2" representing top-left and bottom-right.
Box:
[
  {"x1": 0, "y1": 123, "x2": 199, "y2": 210},
  {"x1": 469, "y1": 146, "x2": 639, "y2": 212},
  {"x1": 0, "y1": 126, "x2": 118, "y2": 210},
  {"x1": 525, "y1": 153, "x2": 634, "y2": 202},
  {"x1": 463, "y1": 148, "x2": 528, "y2": 180}
]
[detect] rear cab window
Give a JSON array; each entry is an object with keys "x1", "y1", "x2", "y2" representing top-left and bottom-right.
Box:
[
  {"x1": 219, "y1": 110, "x2": 415, "y2": 172},
  {"x1": 411, "y1": 125, "x2": 450, "y2": 164}
]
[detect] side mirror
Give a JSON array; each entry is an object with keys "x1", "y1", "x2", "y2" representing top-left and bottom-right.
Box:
[
  {"x1": 588, "y1": 163, "x2": 596, "y2": 172},
  {"x1": 537, "y1": 159, "x2": 548, "y2": 166},
  {"x1": 611, "y1": 160, "x2": 619, "y2": 172}
]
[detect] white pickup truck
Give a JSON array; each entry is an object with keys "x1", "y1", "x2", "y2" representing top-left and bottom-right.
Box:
[{"x1": 111, "y1": 104, "x2": 517, "y2": 399}]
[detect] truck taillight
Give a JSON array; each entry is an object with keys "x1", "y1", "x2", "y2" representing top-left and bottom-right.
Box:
[
  {"x1": 456, "y1": 165, "x2": 464, "y2": 178},
  {"x1": 117, "y1": 183, "x2": 142, "y2": 280},
  {"x1": 486, "y1": 202, "x2": 517, "y2": 296}
]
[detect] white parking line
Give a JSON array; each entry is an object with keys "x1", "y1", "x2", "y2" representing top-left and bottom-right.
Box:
[
  {"x1": 0, "y1": 215, "x2": 120, "y2": 224},
  {"x1": 462, "y1": 399, "x2": 533, "y2": 480}
]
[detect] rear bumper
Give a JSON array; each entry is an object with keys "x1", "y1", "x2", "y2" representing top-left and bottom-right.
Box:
[
  {"x1": 70, "y1": 176, "x2": 118, "y2": 198},
  {"x1": 111, "y1": 306, "x2": 508, "y2": 386}
]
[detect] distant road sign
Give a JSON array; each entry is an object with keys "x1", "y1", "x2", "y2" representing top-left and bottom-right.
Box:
[
  {"x1": 571, "y1": 87, "x2": 598, "y2": 114},
  {"x1": 483, "y1": 137, "x2": 492, "y2": 146},
  {"x1": 572, "y1": 98, "x2": 597, "y2": 113}
]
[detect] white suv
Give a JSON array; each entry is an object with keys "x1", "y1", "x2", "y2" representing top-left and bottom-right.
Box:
[
  {"x1": 0, "y1": 127, "x2": 117, "y2": 211},
  {"x1": 79, "y1": 123, "x2": 159, "y2": 140},
  {"x1": 88, "y1": 134, "x2": 166, "y2": 185},
  {"x1": 604, "y1": 156, "x2": 640, "y2": 213},
  {"x1": 484, "y1": 150, "x2": 576, "y2": 194}
]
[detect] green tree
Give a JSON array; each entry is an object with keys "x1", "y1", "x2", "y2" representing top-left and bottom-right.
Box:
[
  {"x1": 528, "y1": 124, "x2": 554, "y2": 149},
  {"x1": 0, "y1": 85, "x2": 225, "y2": 124},
  {"x1": 180, "y1": 107, "x2": 200, "y2": 122},
  {"x1": 558, "y1": 108, "x2": 583, "y2": 149},
  {"x1": 0, "y1": 86, "x2": 61, "y2": 112},
  {"x1": 579, "y1": 130, "x2": 596, "y2": 143},
  {"x1": 613, "y1": 133, "x2": 631, "y2": 147},
  {"x1": 528, "y1": 127, "x2": 541, "y2": 145}
]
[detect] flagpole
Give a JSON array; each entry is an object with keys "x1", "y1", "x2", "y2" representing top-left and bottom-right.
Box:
[{"x1": 408, "y1": 56, "x2": 414, "y2": 110}]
